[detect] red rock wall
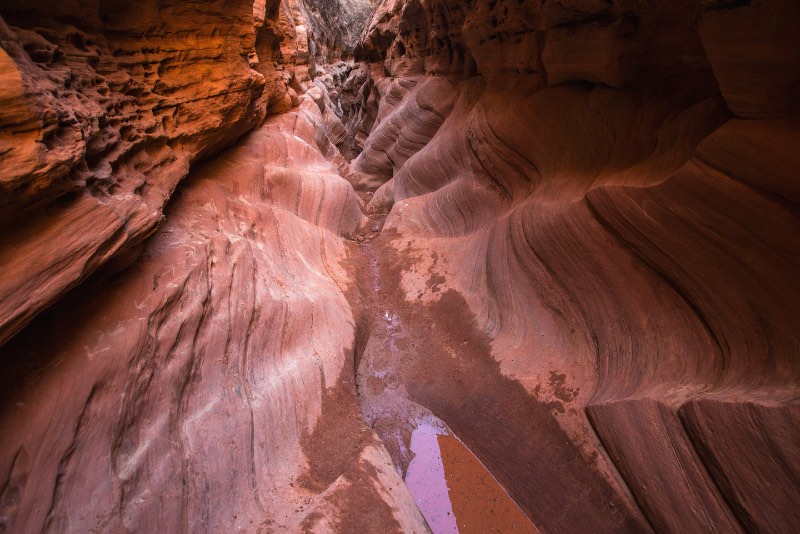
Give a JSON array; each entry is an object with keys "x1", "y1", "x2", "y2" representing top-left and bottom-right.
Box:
[
  {"x1": 0, "y1": 1, "x2": 422, "y2": 532},
  {"x1": 0, "y1": 0, "x2": 268, "y2": 347},
  {"x1": 0, "y1": 0, "x2": 798, "y2": 532},
  {"x1": 0, "y1": 0, "x2": 374, "y2": 346},
  {"x1": 349, "y1": 0, "x2": 800, "y2": 531},
  {"x1": 0, "y1": 97, "x2": 426, "y2": 533}
]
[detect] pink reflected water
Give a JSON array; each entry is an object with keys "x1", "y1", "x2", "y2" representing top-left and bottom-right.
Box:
[{"x1": 404, "y1": 422, "x2": 459, "y2": 533}]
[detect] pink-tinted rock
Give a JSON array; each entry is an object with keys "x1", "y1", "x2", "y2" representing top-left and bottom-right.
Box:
[
  {"x1": 0, "y1": 0, "x2": 267, "y2": 346},
  {"x1": 348, "y1": 0, "x2": 800, "y2": 531},
  {"x1": 0, "y1": 101, "x2": 426, "y2": 533},
  {"x1": 1, "y1": 0, "x2": 799, "y2": 532}
]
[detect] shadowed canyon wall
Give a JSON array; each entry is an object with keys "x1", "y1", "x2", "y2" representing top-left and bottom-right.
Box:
[
  {"x1": 0, "y1": 0, "x2": 267, "y2": 347},
  {"x1": 1, "y1": 0, "x2": 799, "y2": 532},
  {"x1": 348, "y1": 0, "x2": 800, "y2": 531},
  {"x1": 0, "y1": 0, "x2": 425, "y2": 532}
]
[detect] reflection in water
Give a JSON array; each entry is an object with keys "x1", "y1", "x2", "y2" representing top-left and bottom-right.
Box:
[
  {"x1": 405, "y1": 422, "x2": 459, "y2": 533},
  {"x1": 404, "y1": 420, "x2": 539, "y2": 534},
  {"x1": 359, "y1": 242, "x2": 537, "y2": 533}
]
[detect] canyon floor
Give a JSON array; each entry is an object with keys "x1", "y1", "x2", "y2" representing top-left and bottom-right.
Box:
[{"x1": 1, "y1": 0, "x2": 800, "y2": 532}]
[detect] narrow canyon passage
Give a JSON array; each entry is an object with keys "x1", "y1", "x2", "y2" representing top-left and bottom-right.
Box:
[
  {"x1": 1, "y1": 0, "x2": 800, "y2": 533},
  {"x1": 353, "y1": 210, "x2": 540, "y2": 532}
]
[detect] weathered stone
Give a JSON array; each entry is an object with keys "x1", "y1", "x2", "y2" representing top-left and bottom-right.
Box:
[{"x1": 1, "y1": 0, "x2": 799, "y2": 532}]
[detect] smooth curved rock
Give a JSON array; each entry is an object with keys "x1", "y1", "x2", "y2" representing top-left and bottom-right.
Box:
[
  {"x1": 1, "y1": 0, "x2": 799, "y2": 532},
  {"x1": 349, "y1": 0, "x2": 800, "y2": 532},
  {"x1": 0, "y1": 100, "x2": 426, "y2": 533}
]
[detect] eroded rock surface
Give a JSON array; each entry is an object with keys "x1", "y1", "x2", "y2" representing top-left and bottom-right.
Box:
[
  {"x1": 1, "y1": 0, "x2": 799, "y2": 533},
  {"x1": 0, "y1": 0, "x2": 415, "y2": 532},
  {"x1": 0, "y1": 0, "x2": 376, "y2": 348},
  {"x1": 350, "y1": 0, "x2": 800, "y2": 532},
  {"x1": 0, "y1": 0, "x2": 271, "y2": 346},
  {"x1": 0, "y1": 95, "x2": 426, "y2": 533}
]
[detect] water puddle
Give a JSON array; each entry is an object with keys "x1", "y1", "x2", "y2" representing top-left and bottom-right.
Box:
[
  {"x1": 405, "y1": 420, "x2": 539, "y2": 534},
  {"x1": 405, "y1": 421, "x2": 458, "y2": 532},
  {"x1": 356, "y1": 241, "x2": 537, "y2": 533}
]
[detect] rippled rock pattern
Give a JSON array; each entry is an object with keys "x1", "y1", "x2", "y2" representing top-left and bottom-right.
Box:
[
  {"x1": 0, "y1": 96, "x2": 427, "y2": 532},
  {"x1": 0, "y1": 0, "x2": 272, "y2": 347},
  {"x1": 349, "y1": 0, "x2": 800, "y2": 531},
  {"x1": 1, "y1": 0, "x2": 799, "y2": 532}
]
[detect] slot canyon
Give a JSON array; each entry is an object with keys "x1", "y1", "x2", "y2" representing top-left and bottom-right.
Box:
[{"x1": 0, "y1": 0, "x2": 799, "y2": 531}]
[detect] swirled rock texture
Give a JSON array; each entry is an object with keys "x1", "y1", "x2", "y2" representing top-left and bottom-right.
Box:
[
  {"x1": 0, "y1": 96, "x2": 426, "y2": 533},
  {"x1": 350, "y1": 0, "x2": 800, "y2": 532},
  {"x1": 0, "y1": 0, "x2": 268, "y2": 347},
  {"x1": 1, "y1": 0, "x2": 799, "y2": 532},
  {"x1": 0, "y1": 0, "x2": 375, "y2": 348},
  {"x1": 0, "y1": 0, "x2": 412, "y2": 532}
]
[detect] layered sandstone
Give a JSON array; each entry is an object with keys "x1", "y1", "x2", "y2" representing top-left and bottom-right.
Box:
[
  {"x1": 0, "y1": 0, "x2": 268, "y2": 348},
  {"x1": 350, "y1": 0, "x2": 800, "y2": 532},
  {"x1": 0, "y1": 0, "x2": 411, "y2": 531},
  {"x1": 1, "y1": 0, "x2": 799, "y2": 533},
  {"x1": 0, "y1": 0, "x2": 377, "y2": 343},
  {"x1": 0, "y1": 95, "x2": 426, "y2": 533}
]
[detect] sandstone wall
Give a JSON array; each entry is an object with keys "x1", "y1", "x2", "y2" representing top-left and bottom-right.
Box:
[
  {"x1": 0, "y1": 94, "x2": 427, "y2": 533},
  {"x1": 0, "y1": 0, "x2": 268, "y2": 347},
  {"x1": 349, "y1": 0, "x2": 800, "y2": 531},
  {"x1": 0, "y1": 0, "x2": 798, "y2": 532},
  {"x1": 0, "y1": 1, "x2": 414, "y2": 532},
  {"x1": 0, "y1": 0, "x2": 373, "y2": 348}
]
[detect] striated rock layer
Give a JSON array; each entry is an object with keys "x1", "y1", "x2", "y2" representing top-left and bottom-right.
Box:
[
  {"x1": 1, "y1": 0, "x2": 799, "y2": 532},
  {"x1": 0, "y1": 0, "x2": 411, "y2": 531},
  {"x1": 0, "y1": 0, "x2": 374, "y2": 348},
  {"x1": 0, "y1": 0, "x2": 269, "y2": 347},
  {"x1": 349, "y1": 0, "x2": 800, "y2": 532},
  {"x1": 0, "y1": 95, "x2": 426, "y2": 532}
]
